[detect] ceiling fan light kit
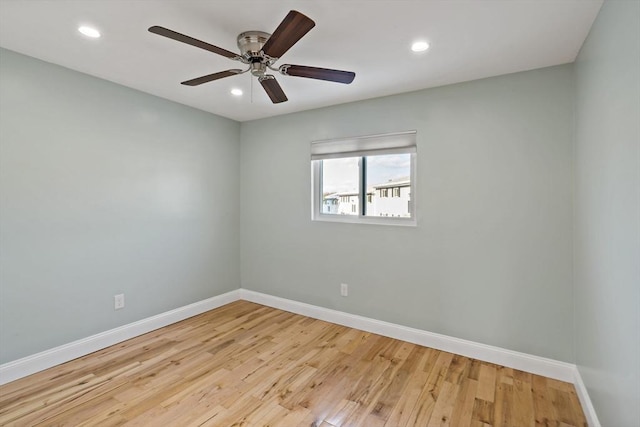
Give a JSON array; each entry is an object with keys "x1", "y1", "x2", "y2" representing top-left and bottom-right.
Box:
[{"x1": 148, "y1": 10, "x2": 355, "y2": 104}]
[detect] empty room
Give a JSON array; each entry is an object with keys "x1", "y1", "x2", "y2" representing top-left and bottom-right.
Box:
[{"x1": 0, "y1": 0, "x2": 638, "y2": 426}]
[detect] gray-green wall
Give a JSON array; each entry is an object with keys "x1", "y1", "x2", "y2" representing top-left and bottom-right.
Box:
[
  {"x1": 574, "y1": 1, "x2": 640, "y2": 426},
  {"x1": 0, "y1": 49, "x2": 241, "y2": 363},
  {"x1": 241, "y1": 65, "x2": 575, "y2": 362}
]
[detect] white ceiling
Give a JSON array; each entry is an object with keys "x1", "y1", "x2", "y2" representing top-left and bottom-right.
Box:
[{"x1": 0, "y1": 0, "x2": 602, "y2": 122}]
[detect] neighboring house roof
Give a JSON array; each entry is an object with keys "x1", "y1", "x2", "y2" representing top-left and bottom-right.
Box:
[
  {"x1": 324, "y1": 178, "x2": 410, "y2": 200},
  {"x1": 372, "y1": 178, "x2": 411, "y2": 189},
  {"x1": 323, "y1": 191, "x2": 358, "y2": 200}
]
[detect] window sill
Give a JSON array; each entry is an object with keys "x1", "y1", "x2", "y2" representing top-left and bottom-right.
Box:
[{"x1": 312, "y1": 214, "x2": 417, "y2": 227}]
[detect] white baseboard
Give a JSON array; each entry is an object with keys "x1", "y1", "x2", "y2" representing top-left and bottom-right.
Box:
[
  {"x1": 573, "y1": 366, "x2": 601, "y2": 427},
  {"x1": 239, "y1": 289, "x2": 576, "y2": 383},
  {"x1": 0, "y1": 289, "x2": 241, "y2": 385},
  {"x1": 0, "y1": 287, "x2": 598, "y2": 426}
]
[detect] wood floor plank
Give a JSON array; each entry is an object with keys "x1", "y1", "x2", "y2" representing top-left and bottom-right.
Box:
[
  {"x1": 426, "y1": 380, "x2": 460, "y2": 426},
  {"x1": 365, "y1": 344, "x2": 424, "y2": 424},
  {"x1": 0, "y1": 301, "x2": 587, "y2": 427},
  {"x1": 473, "y1": 398, "x2": 495, "y2": 426},
  {"x1": 403, "y1": 351, "x2": 454, "y2": 425},
  {"x1": 532, "y1": 375, "x2": 557, "y2": 426},
  {"x1": 477, "y1": 363, "x2": 497, "y2": 402},
  {"x1": 449, "y1": 377, "x2": 478, "y2": 426},
  {"x1": 384, "y1": 369, "x2": 430, "y2": 426},
  {"x1": 494, "y1": 377, "x2": 514, "y2": 426},
  {"x1": 513, "y1": 378, "x2": 535, "y2": 427}
]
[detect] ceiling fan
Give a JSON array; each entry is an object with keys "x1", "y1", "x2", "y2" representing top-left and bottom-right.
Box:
[{"x1": 148, "y1": 10, "x2": 356, "y2": 104}]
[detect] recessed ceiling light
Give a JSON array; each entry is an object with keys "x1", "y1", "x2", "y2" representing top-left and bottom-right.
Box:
[
  {"x1": 230, "y1": 88, "x2": 243, "y2": 96},
  {"x1": 411, "y1": 41, "x2": 430, "y2": 52},
  {"x1": 78, "y1": 26, "x2": 101, "y2": 38}
]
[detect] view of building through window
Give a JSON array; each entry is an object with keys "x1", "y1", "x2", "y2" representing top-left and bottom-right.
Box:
[
  {"x1": 322, "y1": 157, "x2": 359, "y2": 215},
  {"x1": 321, "y1": 154, "x2": 412, "y2": 217}
]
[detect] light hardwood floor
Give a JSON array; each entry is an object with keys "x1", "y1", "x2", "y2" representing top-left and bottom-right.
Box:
[{"x1": 0, "y1": 301, "x2": 586, "y2": 426}]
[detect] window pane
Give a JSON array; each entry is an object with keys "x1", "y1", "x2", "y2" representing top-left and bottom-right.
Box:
[
  {"x1": 365, "y1": 153, "x2": 411, "y2": 218},
  {"x1": 321, "y1": 157, "x2": 359, "y2": 215}
]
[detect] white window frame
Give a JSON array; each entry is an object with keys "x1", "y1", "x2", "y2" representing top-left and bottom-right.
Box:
[{"x1": 311, "y1": 131, "x2": 417, "y2": 226}]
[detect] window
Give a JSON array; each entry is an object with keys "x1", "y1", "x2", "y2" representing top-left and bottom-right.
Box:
[{"x1": 311, "y1": 131, "x2": 417, "y2": 225}]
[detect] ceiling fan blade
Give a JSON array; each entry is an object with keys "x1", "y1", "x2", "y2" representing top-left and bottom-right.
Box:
[
  {"x1": 261, "y1": 10, "x2": 315, "y2": 58},
  {"x1": 149, "y1": 26, "x2": 238, "y2": 59},
  {"x1": 181, "y1": 69, "x2": 243, "y2": 86},
  {"x1": 280, "y1": 65, "x2": 355, "y2": 84},
  {"x1": 259, "y1": 75, "x2": 288, "y2": 103}
]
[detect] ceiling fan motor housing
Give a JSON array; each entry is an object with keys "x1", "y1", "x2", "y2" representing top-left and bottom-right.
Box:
[
  {"x1": 237, "y1": 31, "x2": 274, "y2": 76},
  {"x1": 237, "y1": 31, "x2": 271, "y2": 58}
]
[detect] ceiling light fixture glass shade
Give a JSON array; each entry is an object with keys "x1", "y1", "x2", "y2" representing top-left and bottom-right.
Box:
[
  {"x1": 78, "y1": 26, "x2": 101, "y2": 38},
  {"x1": 411, "y1": 41, "x2": 429, "y2": 52}
]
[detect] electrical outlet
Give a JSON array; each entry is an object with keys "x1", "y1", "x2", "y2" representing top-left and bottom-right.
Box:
[
  {"x1": 114, "y1": 294, "x2": 125, "y2": 310},
  {"x1": 340, "y1": 283, "x2": 348, "y2": 297}
]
